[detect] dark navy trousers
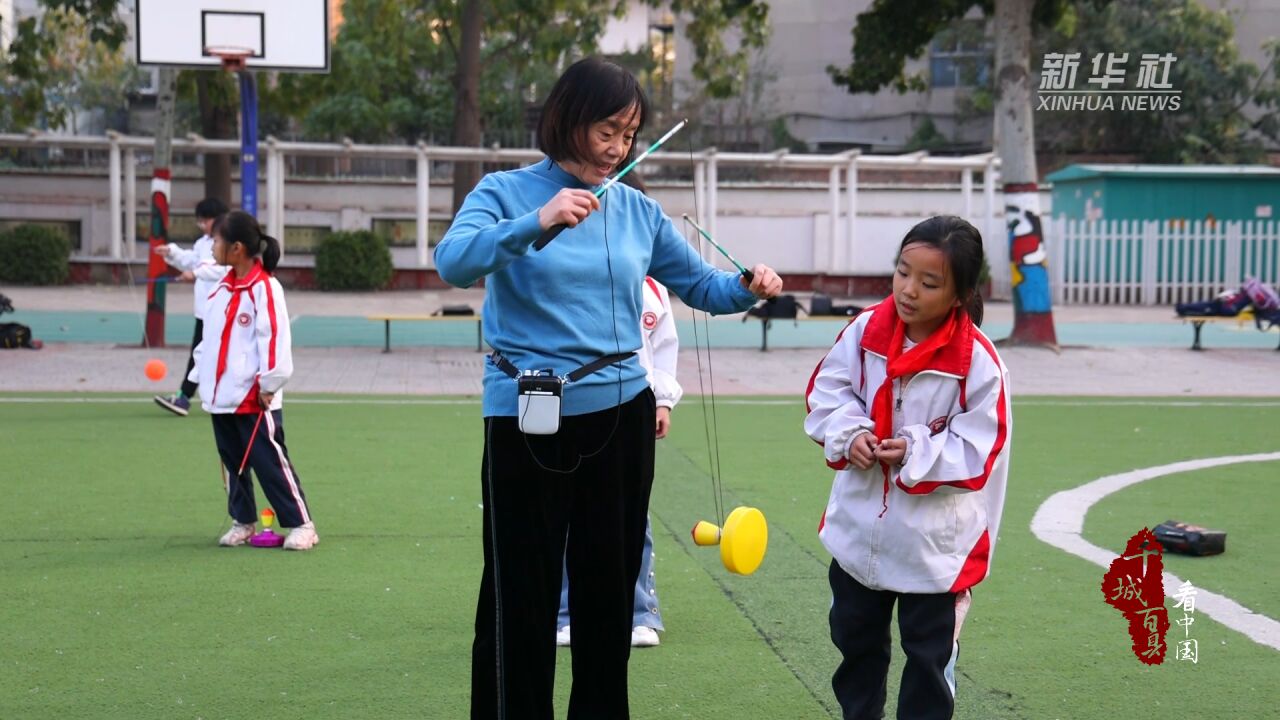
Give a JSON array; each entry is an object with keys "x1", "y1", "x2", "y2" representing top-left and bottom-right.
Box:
[
  {"x1": 829, "y1": 560, "x2": 962, "y2": 720},
  {"x1": 471, "y1": 389, "x2": 656, "y2": 720},
  {"x1": 210, "y1": 409, "x2": 312, "y2": 528}
]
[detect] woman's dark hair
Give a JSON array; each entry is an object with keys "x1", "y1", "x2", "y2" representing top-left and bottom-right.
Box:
[
  {"x1": 195, "y1": 197, "x2": 229, "y2": 220},
  {"x1": 898, "y1": 215, "x2": 985, "y2": 326},
  {"x1": 538, "y1": 56, "x2": 649, "y2": 167},
  {"x1": 214, "y1": 210, "x2": 281, "y2": 273},
  {"x1": 618, "y1": 171, "x2": 647, "y2": 195}
]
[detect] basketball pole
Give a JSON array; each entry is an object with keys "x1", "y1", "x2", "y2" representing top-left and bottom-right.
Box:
[{"x1": 237, "y1": 68, "x2": 259, "y2": 217}]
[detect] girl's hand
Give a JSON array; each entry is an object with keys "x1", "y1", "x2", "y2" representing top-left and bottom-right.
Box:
[
  {"x1": 259, "y1": 391, "x2": 275, "y2": 408},
  {"x1": 153, "y1": 245, "x2": 171, "y2": 257},
  {"x1": 538, "y1": 189, "x2": 600, "y2": 231},
  {"x1": 873, "y1": 438, "x2": 908, "y2": 466},
  {"x1": 655, "y1": 406, "x2": 671, "y2": 439},
  {"x1": 180, "y1": 271, "x2": 195, "y2": 282},
  {"x1": 741, "y1": 264, "x2": 783, "y2": 299},
  {"x1": 848, "y1": 432, "x2": 878, "y2": 470}
]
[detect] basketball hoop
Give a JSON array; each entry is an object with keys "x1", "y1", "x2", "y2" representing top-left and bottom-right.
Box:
[{"x1": 204, "y1": 45, "x2": 253, "y2": 72}]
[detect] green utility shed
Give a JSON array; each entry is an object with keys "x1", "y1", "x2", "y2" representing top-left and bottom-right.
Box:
[{"x1": 1046, "y1": 164, "x2": 1280, "y2": 223}]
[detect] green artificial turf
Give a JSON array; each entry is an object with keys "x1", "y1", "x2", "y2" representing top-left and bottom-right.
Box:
[{"x1": 1, "y1": 395, "x2": 1276, "y2": 719}]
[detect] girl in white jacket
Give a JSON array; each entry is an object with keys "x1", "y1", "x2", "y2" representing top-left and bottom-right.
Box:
[
  {"x1": 154, "y1": 197, "x2": 229, "y2": 416},
  {"x1": 191, "y1": 210, "x2": 317, "y2": 551},
  {"x1": 556, "y1": 275, "x2": 682, "y2": 648},
  {"x1": 804, "y1": 216, "x2": 1010, "y2": 720}
]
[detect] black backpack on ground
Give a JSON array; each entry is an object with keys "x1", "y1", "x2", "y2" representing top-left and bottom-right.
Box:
[
  {"x1": 807, "y1": 293, "x2": 863, "y2": 317},
  {"x1": 0, "y1": 293, "x2": 40, "y2": 349},
  {"x1": 434, "y1": 305, "x2": 476, "y2": 316},
  {"x1": 1, "y1": 323, "x2": 35, "y2": 349}
]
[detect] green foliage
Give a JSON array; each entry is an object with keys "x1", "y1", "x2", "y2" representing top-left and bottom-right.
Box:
[
  {"x1": 769, "y1": 116, "x2": 807, "y2": 153},
  {"x1": 829, "y1": 0, "x2": 1279, "y2": 163},
  {"x1": 827, "y1": 0, "x2": 1082, "y2": 95},
  {"x1": 1, "y1": 1, "x2": 136, "y2": 132},
  {"x1": 314, "y1": 231, "x2": 394, "y2": 291},
  {"x1": 1037, "y1": 0, "x2": 1280, "y2": 163},
  {"x1": 272, "y1": 0, "x2": 456, "y2": 143},
  {"x1": 0, "y1": 224, "x2": 71, "y2": 285},
  {"x1": 904, "y1": 117, "x2": 951, "y2": 152},
  {"x1": 271, "y1": 0, "x2": 768, "y2": 145},
  {"x1": 662, "y1": 0, "x2": 770, "y2": 98}
]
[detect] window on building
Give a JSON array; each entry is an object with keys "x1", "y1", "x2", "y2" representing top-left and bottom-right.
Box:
[
  {"x1": 370, "y1": 218, "x2": 451, "y2": 248},
  {"x1": 135, "y1": 214, "x2": 199, "y2": 244},
  {"x1": 281, "y1": 226, "x2": 334, "y2": 254},
  {"x1": 930, "y1": 22, "x2": 992, "y2": 89}
]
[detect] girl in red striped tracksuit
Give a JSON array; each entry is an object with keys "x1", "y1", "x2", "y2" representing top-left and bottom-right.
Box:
[
  {"x1": 190, "y1": 210, "x2": 317, "y2": 551},
  {"x1": 804, "y1": 216, "x2": 1010, "y2": 720}
]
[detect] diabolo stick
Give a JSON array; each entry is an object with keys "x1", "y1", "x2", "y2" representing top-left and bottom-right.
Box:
[
  {"x1": 534, "y1": 119, "x2": 689, "y2": 250},
  {"x1": 681, "y1": 215, "x2": 755, "y2": 284}
]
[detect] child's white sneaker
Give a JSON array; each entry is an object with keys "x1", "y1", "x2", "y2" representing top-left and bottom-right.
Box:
[
  {"x1": 218, "y1": 522, "x2": 255, "y2": 547},
  {"x1": 283, "y1": 522, "x2": 319, "y2": 551},
  {"x1": 631, "y1": 626, "x2": 660, "y2": 647}
]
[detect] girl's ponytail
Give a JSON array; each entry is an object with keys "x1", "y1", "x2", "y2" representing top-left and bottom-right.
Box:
[
  {"x1": 260, "y1": 234, "x2": 281, "y2": 273},
  {"x1": 217, "y1": 210, "x2": 280, "y2": 273}
]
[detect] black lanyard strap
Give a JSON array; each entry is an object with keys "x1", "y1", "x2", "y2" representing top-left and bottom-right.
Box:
[{"x1": 490, "y1": 351, "x2": 634, "y2": 383}]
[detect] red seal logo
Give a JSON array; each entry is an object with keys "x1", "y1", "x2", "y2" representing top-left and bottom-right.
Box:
[
  {"x1": 642, "y1": 311, "x2": 658, "y2": 330},
  {"x1": 237, "y1": 313, "x2": 252, "y2": 327}
]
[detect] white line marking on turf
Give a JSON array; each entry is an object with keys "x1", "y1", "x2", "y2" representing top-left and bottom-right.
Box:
[{"x1": 1031, "y1": 452, "x2": 1280, "y2": 651}]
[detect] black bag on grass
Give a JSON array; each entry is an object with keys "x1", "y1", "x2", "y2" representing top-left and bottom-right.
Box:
[{"x1": 1153, "y1": 520, "x2": 1226, "y2": 556}]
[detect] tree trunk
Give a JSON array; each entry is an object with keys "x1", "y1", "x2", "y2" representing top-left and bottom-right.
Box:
[
  {"x1": 144, "y1": 67, "x2": 178, "y2": 348},
  {"x1": 994, "y1": 0, "x2": 1057, "y2": 347},
  {"x1": 451, "y1": 0, "x2": 483, "y2": 217},
  {"x1": 197, "y1": 72, "x2": 235, "y2": 207}
]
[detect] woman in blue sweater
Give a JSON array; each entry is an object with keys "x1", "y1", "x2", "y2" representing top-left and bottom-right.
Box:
[{"x1": 435, "y1": 57, "x2": 783, "y2": 720}]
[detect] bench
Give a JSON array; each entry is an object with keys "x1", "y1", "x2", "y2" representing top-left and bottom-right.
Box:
[
  {"x1": 1179, "y1": 310, "x2": 1280, "y2": 351},
  {"x1": 749, "y1": 315, "x2": 854, "y2": 351},
  {"x1": 367, "y1": 314, "x2": 484, "y2": 352}
]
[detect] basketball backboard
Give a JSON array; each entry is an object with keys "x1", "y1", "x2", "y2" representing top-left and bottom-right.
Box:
[{"x1": 135, "y1": 0, "x2": 330, "y2": 72}]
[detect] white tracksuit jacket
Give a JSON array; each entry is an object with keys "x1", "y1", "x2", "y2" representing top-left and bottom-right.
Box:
[
  {"x1": 162, "y1": 235, "x2": 228, "y2": 320},
  {"x1": 804, "y1": 300, "x2": 1011, "y2": 594},
  {"x1": 188, "y1": 262, "x2": 293, "y2": 414},
  {"x1": 638, "y1": 277, "x2": 682, "y2": 409}
]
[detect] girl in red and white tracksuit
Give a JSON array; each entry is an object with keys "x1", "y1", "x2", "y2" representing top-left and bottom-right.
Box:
[
  {"x1": 804, "y1": 216, "x2": 1010, "y2": 720},
  {"x1": 190, "y1": 210, "x2": 317, "y2": 551}
]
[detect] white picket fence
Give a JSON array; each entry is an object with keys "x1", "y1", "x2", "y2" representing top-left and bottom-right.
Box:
[{"x1": 1044, "y1": 218, "x2": 1280, "y2": 305}]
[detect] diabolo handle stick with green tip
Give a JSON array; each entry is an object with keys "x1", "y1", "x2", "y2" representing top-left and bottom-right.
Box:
[
  {"x1": 681, "y1": 214, "x2": 754, "y2": 284},
  {"x1": 534, "y1": 119, "x2": 689, "y2": 251}
]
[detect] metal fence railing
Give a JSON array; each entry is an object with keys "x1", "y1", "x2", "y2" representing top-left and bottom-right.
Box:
[{"x1": 1048, "y1": 218, "x2": 1280, "y2": 305}]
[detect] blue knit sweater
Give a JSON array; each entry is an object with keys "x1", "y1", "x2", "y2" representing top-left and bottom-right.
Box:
[{"x1": 434, "y1": 158, "x2": 756, "y2": 417}]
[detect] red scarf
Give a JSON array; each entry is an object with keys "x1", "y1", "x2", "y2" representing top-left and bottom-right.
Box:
[
  {"x1": 212, "y1": 261, "x2": 265, "y2": 409},
  {"x1": 866, "y1": 298, "x2": 962, "y2": 515}
]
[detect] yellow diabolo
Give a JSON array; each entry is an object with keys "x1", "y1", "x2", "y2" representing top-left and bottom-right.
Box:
[{"x1": 690, "y1": 506, "x2": 768, "y2": 575}]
